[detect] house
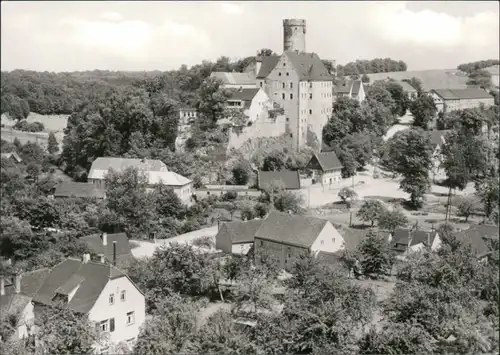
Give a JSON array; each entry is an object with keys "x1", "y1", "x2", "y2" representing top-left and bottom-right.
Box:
[
  {"x1": 365, "y1": 69, "x2": 469, "y2": 94},
  {"x1": 430, "y1": 88, "x2": 495, "y2": 113},
  {"x1": 245, "y1": 19, "x2": 334, "y2": 150},
  {"x1": 334, "y1": 79, "x2": 365, "y2": 102},
  {"x1": 215, "y1": 219, "x2": 263, "y2": 255},
  {"x1": 32, "y1": 255, "x2": 145, "y2": 354},
  {"x1": 88, "y1": 157, "x2": 193, "y2": 204},
  {"x1": 1, "y1": 151, "x2": 23, "y2": 164},
  {"x1": 210, "y1": 72, "x2": 257, "y2": 89},
  {"x1": 306, "y1": 151, "x2": 343, "y2": 188},
  {"x1": 388, "y1": 228, "x2": 441, "y2": 259},
  {"x1": 258, "y1": 170, "x2": 301, "y2": 191},
  {"x1": 453, "y1": 225, "x2": 499, "y2": 260},
  {"x1": 254, "y1": 211, "x2": 345, "y2": 271},
  {"x1": 398, "y1": 80, "x2": 418, "y2": 100},
  {"x1": 53, "y1": 182, "x2": 106, "y2": 199},
  {"x1": 424, "y1": 130, "x2": 451, "y2": 181},
  {"x1": 80, "y1": 232, "x2": 135, "y2": 269},
  {"x1": 224, "y1": 88, "x2": 273, "y2": 125},
  {"x1": 483, "y1": 65, "x2": 499, "y2": 88},
  {"x1": 0, "y1": 268, "x2": 50, "y2": 341}
]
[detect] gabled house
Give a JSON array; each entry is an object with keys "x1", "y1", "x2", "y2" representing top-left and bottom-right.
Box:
[
  {"x1": 430, "y1": 88, "x2": 494, "y2": 113},
  {"x1": 306, "y1": 151, "x2": 343, "y2": 187},
  {"x1": 257, "y1": 170, "x2": 301, "y2": 191},
  {"x1": 52, "y1": 181, "x2": 106, "y2": 200},
  {"x1": 254, "y1": 211, "x2": 345, "y2": 271},
  {"x1": 1, "y1": 151, "x2": 23, "y2": 164},
  {"x1": 88, "y1": 157, "x2": 193, "y2": 204},
  {"x1": 0, "y1": 268, "x2": 50, "y2": 341},
  {"x1": 224, "y1": 88, "x2": 273, "y2": 125},
  {"x1": 388, "y1": 228, "x2": 441, "y2": 259},
  {"x1": 334, "y1": 79, "x2": 365, "y2": 102},
  {"x1": 453, "y1": 225, "x2": 499, "y2": 261},
  {"x1": 398, "y1": 80, "x2": 418, "y2": 100},
  {"x1": 80, "y1": 232, "x2": 135, "y2": 269},
  {"x1": 210, "y1": 72, "x2": 257, "y2": 89},
  {"x1": 32, "y1": 256, "x2": 145, "y2": 354},
  {"x1": 215, "y1": 219, "x2": 263, "y2": 256}
]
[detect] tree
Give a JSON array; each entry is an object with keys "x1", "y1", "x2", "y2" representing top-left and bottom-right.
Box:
[
  {"x1": 234, "y1": 265, "x2": 275, "y2": 316},
  {"x1": 475, "y1": 176, "x2": 499, "y2": 221},
  {"x1": 338, "y1": 187, "x2": 357, "y2": 203},
  {"x1": 357, "y1": 230, "x2": 393, "y2": 277},
  {"x1": 403, "y1": 77, "x2": 423, "y2": 96},
  {"x1": 254, "y1": 203, "x2": 269, "y2": 218},
  {"x1": 274, "y1": 190, "x2": 303, "y2": 214},
  {"x1": 385, "y1": 81, "x2": 410, "y2": 117},
  {"x1": 35, "y1": 304, "x2": 102, "y2": 354},
  {"x1": 357, "y1": 200, "x2": 386, "y2": 227},
  {"x1": 377, "y1": 209, "x2": 408, "y2": 232},
  {"x1": 365, "y1": 82, "x2": 397, "y2": 117},
  {"x1": 467, "y1": 69, "x2": 493, "y2": 89},
  {"x1": 335, "y1": 147, "x2": 358, "y2": 178},
  {"x1": 457, "y1": 59, "x2": 500, "y2": 74},
  {"x1": 257, "y1": 48, "x2": 276, "y2": 57},
  {"x1": 261, "y1": 152, "x2": 285, "y2": 171},
  {"x1": 410, "y1": 94, "x2": 437, "y2": 129},
  {"x1": 25, "y1": 162, "x2": 40, "y2": 182},
  {"x1": 386, "y1": 129, "x2": 433, "y2": 207},
  {"x1": 155, "y1": 186, "x2": 184, "y2": 219},
  {"x1": 361, "y1": 74, "x2": 370, "y2": 83},
  {"x1": 232, "y1": 160, "x2": 251, "y2": 185},
  {"x1": 198, "y1": 77, "x2": 232, "y2": 126},
  {"x1": 457, "y1": 196, "x2": 478, "y2": 222},
  {"x1": 341, "y1": 132, "x2": 374, "y2": 169}
]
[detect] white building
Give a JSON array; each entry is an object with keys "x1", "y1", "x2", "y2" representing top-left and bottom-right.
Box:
[
  {"x1": 88, "y1": 157, "x2": 193, "y2": 204},
  {"x1": 32, "y1": 256, "x2": 146, "y2": 354},
  {"x1": 430, "y1": 88, "x2": 495, "y2": 113},
  {"x1": 224, "y1": 88, "x2": 274, "y2": 125},
  {"x1": 305, "y1": 151, "x2": 343, "y2": 188}
]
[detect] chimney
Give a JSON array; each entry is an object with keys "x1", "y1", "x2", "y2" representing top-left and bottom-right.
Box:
[
  {"x1": 99, "y1": 254, "x2": 105, "y2": 264},
  {"x1": 15, "y1": 274, "x2": 21, "y2": 294},
  {"x1": 102, "y1": 232, "x2": 108, "y2": 246},
  {"x1": 0, "y1": 276, "x2": 4, "y2": 296},
  {"x1": 112, "y1": 241, "x2": 117, "y2": 266}
]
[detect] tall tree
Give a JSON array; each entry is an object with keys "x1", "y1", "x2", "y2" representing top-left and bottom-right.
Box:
[
  {"x1": 197, "y1": 77, "x2": 232, "y2": 126},
  {"x1": 47, "y1": 132, "x2": 59, "y2": 154},
  {"x1": 410, "y1": 94, "x2": 437, "y2": 130}
]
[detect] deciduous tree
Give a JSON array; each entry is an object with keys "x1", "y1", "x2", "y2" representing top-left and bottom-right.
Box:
[
  {"x1": 410, "y1": 94, "x2": 437, "y2": 129},
  {"x1": 357, "y1": 200, "x2": 386, "y2": 227}
]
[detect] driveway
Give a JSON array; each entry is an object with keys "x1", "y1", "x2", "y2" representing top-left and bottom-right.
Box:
[{"x1": 130, "y1": 225, "x2": 219, "y2": 259}]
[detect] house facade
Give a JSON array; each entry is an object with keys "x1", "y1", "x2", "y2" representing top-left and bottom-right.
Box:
[
  {"x1": 254, "y1": 211, "x2": 345, "y2": 271},
  {"x1": 225, "y1": 88, "x2": 273, "y2": 125},
  {"x1": 306, "y1": 151, "x2": 343, "y2": 188},
  {"x1": 334, "y1": 80, "x2": 365, "y2": 102},
  {"x1": 430, "y1": 88, "x2": 495, "y2": 113},
  {"x1": 32, "y1": 256, "x2": 145, "y2": 354},
  {"x1": 88, "y1": 157, "x2": 193, "y2": 204},
  {"x1": 215, "y1": 219, "x2": 263, "y2": 255}
]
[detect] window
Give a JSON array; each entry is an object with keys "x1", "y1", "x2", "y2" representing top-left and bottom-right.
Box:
[
  {"x1": 282, "y1": 82, "x2": 285, "y2": 89},
  {"x1": 286, "y1": 117, "x2": 289, "y2": 122},
  {"x1": 260, "y1": 241, "x2": 264, "y2": 246},
  {"x1": 290, "y1": 133, "x2": 293, "y2": 138},
  {"x1": 332, "y1": 237, "x2": 336, "y2": 243},
  {"x1": 126, "y1": 311, "x2": 135, "y2": 326},
  {"x1": 110, "y1": 318, "x2": 115, "y2": 332},
  {"x1": 309, "y1": 82, "x2": 313, "y2": 88},
  {"x1": 109, "y1": 294, "x2": 114, "y2": 305},
  {"x1": 320, "y1": 240, "x2": 324, "y2": 245},
  {"x1": 309, "y1": 93, "x2": 312, "y2": 99},
  {"x1": 286, "y1": 72, "x2": 289, "y2": 76},
  {"x1": 120, "y1": 290, "x2": 126, "y2": 302},
  {"x1": 309, "y1": 109, "x2": 312, "y2": 114},
  {"x1": 100, "y1": 320, "x2": 108, "y2": 332},
  {"x1": 290, "y1": 93, "x2": 293, "y2": 99},
  {"x1": 290, "y1": 82, "x2": 293, "y2": 89},
  {"x1": 282, "y1": 93, "x2": 285, "y2": 99},
  {"x1": 278, "y1": 72, "x2": 282, "y2": 76},
  {"x1": 260, "y1": 82, "x2": 263, "y2": 88}
]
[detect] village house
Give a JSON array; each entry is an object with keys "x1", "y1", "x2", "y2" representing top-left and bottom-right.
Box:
[
  {"x1": 215, "y1": 219, "x2": 263, "y2": 256},
  {"x1": 244, "y1": 19, "x2": 334, "y2": 150},
  {"x1": 1, "y1": 151, "x2": 23, "y2": 164},
  {"x1": 254, "y1": 211, "x2": 345, "y2": 271},
  {"x1": 333, "y1": 79, "x2": 366, "y2": 102},
  {"x1": 306, "y1": 151, "x2": 343, "y2": 188},
  {"x1": 224, "y1": 87, "x2": 273, "y2": 125},
  {"x1": 430, "y1": 88, "x2": 495, "y2": 113},
  {"x1": 210, "y1": 72, "x2": 257, "y2": 89},
  {"x1": 398, "y1": 80, "x2": 418, "y2": 99},
  {"x1": 453, "y1": 225, "x2": 499, "y2": 261},
  {"x1": 388, "y1": 228, "x2": 442, "y2": 260},
  {"x1": 80, "y1": 232, "x2": 135, "y2": 270},
  {"x1": 31, "y1": 256, "x2": 145, "y2": 354},
  {"x1": 88, "y1": 157, "x2": 193, "y2": 204},
  {"x1": 0, "y1": 267, "x2": 49, "y2": 342},
  {"x1": 52, "y1": 181, "x2": 106, "y2": 199},
  {"x1": 257, "y1": 170, "x2": 301, "y2": 191}
]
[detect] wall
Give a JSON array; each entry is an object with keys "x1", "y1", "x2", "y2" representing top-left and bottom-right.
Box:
[
  {"x1": 246, "y1": 90, "x2": 274, "y2": 123},
  {"x1": 226, "y1": 113, "x2": 287, "y2": 152},
  {"x1": 173, "y1": 182, "x2": 194, "y2": 204},
  {"x1": 195, "y1": 189, "x2": 261, "y2": 199},
  {"x1": 88, "y1": 276, "x2": 146, "y2": 353},
  {"x1": 310, "y1": 222, "x2": 345, "y2": 254},
  {"x1": 311, "y1": 168, "x2": 342, "y2": 186},
  {"x1": 283, "y1": 19, "x2": 306, "y2": 52}
]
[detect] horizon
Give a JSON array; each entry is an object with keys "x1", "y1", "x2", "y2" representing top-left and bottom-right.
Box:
[{"x1": 1, "y1": 1, "x2": 499, "y2": 72}]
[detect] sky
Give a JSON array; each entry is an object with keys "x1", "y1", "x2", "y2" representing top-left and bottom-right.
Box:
[{"x1": 1, "y1": 1, "x2": 499, "y2": 72}]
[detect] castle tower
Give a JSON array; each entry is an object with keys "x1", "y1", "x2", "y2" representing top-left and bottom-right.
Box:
[{"x1": 283, "y1": 19, "x2": 306, "y2": 53}]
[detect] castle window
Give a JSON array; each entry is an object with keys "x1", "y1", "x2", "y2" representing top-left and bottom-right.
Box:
[
  {"x1": 290, "y1": 133, "x2": 293, "y2": 138},
  {"x1": 286, "y1": 72, "x2": 289, "y2": 76},
  {"x1": 260, "y1": 82, "x2": 262, "y2": 88},
  {"x1": 290, "y1": 82, "x2": 293, "y2": 89},
  {"x1": 290, "y1": 93, "x2": 293, "y2": 99},
  {"x1": 286, "y1": 117, "x2": 289, "y2": 122},
  {"x1": 278, "y1": 72, "x2": 282, "y2": 76},
  {"x1": 309, "y1": 109, "x2": 312, "y2": 114},
  {"x1": 309, "y1": 93, "x2": 312, "y2": 99},
  {"x1": 282, "y1": 93, "x2": 285, "y2": 99},
  {"x1": 309, "y1": 82, "x2": 313, "y2": 88},
  {"x1": 282, "y1": 82, "x2": 285, "y2": 89}
]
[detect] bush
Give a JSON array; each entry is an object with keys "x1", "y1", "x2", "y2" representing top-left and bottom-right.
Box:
[
  {"x1": 13, "y1": 120, "x2": 45, "y2": 132},
  {"x1": 192, "y1": 236, "x2": 214, "y2": 249},
  {"x1": 222, "y1": 191, "x2": 237, "y2": 201}
]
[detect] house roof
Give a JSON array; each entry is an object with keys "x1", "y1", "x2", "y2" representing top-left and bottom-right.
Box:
[
  {"x1": 53, "y1": 182, "x2": 106, "y2": 199},
  {"x1": 258, "y1": 170, "x2": 301, "y2": 190},
  {"x1": 88, "y1": 157, "x2": 191, "y2": 186},
  {"x1": 307, "y1": 151, "x2": 343, "y2": 171},
  {"x1": 390, "y1": 228, "x2": 437, "y2": 250},
  {"x1": 256, "y1": 56, "x2": 281, "y2": 79},
  {"x1": 432, "y1": 88, "x2": 494, "y2": 100},
  {"x1": 335, "y1": 80, "x2": 352, "y2": 94},
  {"x1": 228, "y1": 88, "x2": 261, "y2": 102},
  {"x1": 484, "y1": 65, "x2": 499, "y2": 76},
  {"x1": 453, "y1": 225, "x2": 499, "y2": 256},
  {"x1": 396, "y1": 80, "x2": 418, "y2": 93},
  {"x1": 216, "y1": 219, "x2": 263, "y2": 245},
  {"x1": 424, "y1": 130, "x2": 451, "y2": 149},
  {"x1": 284, "y1": 51, "x2": 334, "y2": 82},
  {"x1": 255, "y1": 211, "x2": 328, "y2": 248},
  {"x1": 80, "y1": 232, "x2": 134, "y2": 265},
  {"x1": 1, "y1": 152, "x2": 23, "y2": 162},
  {"x1": 32, "y1": 258, "x2": 130, "y2": 314},
  {"x1": 365, "y1": 69, "x2": 468, "y2": 92},
  {"x1": 210, "y1": 72, "x2": 256, "y2": 86},
  {"x1": 351, "y1": 80, "x2": 362, "y2": 95}
]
